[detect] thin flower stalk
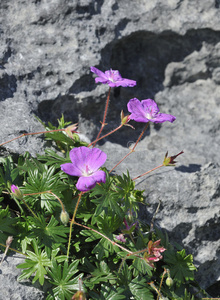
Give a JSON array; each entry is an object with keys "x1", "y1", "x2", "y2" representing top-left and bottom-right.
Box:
[
  {"x1": 157, "y1": 268, "x2": 168, "y2": 300},
  {"x1": 19, "y1": 196, "x2": 39, "y2": 220},
  {"x1": 88, "y1": 123, "x2": 123, "y2": 147},
  {"x1": 93, "y1": 87, "x2": 111, "y2": 147},
  {"x1": 73, "y1": 221, "x2": 133, "y2": 255},
  {"x1": 0, "y1": 128, "x2": 67, "y2": 148},
  {"x1": 47, "y1": 191, "x2": 66, "y2": 213},
  {"x1": 132, "y1": 164, "x2": 164, "y2": 181},
  {"x1": 67, "y1": 192, "x2": 83, "y2": 259},
  {"x1": 22, "y1": 190, "x2": 66, "y2": 218},
  {"x1": 109, "y1": 123, "x2": 149, "y2": 173}
]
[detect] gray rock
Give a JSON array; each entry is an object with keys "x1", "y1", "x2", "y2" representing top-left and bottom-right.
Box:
[
  {"x1": 0, "y1": 254, "x2": 45, "y2": 300},
  {"x1": 0, "y1": 0, "x2": 220, "y2": 297}
]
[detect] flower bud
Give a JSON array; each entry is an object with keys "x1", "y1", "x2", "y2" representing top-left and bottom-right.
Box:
[
  {"x1": 60, "y1": 210, "x2": 70, "y2": 226},
  {"x1": 65, "y1": 123, "x2": 78, "y2": 139},
  {"x1": 120, "y1": 110, "x2": 130, "y2": 125},
  {"x1": 11, "y1": 185, "x2": 23, "y2": 200},
  {"x1": 166, "y1": 277, "x2": 173, "y2": 287},
  {"x1": 163, "y1": 151, "x2": 184, "y2": 166}
]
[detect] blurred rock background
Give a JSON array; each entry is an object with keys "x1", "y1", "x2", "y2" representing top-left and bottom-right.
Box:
[{"x1": 0, "y1": 0, "x2": 220, "y2": 298}]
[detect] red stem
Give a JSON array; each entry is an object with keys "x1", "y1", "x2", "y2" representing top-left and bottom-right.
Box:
[
  {"x1": 109, "y1": 123, "x2": 149, "y2": 173},
  {"x1": 93, "y1": 87, "x2": 111, "y2": 147}
]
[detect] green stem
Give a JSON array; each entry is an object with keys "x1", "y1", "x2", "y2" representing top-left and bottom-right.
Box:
[
  {"x1": 20, "y1": 197, "x2": 39, "y2": 220},
  {"x1": 67, "y1": 192, "x2": 82, "y2": 259}
]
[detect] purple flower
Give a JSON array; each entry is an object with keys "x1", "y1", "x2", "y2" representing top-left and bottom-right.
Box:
[
  {"x1": 90, "y1": 66, "x2": 136, "y2": 87},
  {"x1": 61, "y1": 146, "x2": 107, "y2": 192},
  {"x1": 11, "y1": 184, "x2": 18, "y2": 193},
  {"x1": 127, "y1": 98, "x2": 176, "y2": 123}
]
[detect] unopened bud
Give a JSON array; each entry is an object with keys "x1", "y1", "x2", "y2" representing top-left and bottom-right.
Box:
[
  {"x1": 11, "y1": 185, "x2": 23, "y2": 200},
  {"x1": 166, "y1": 277, "x2": 173, "y2": 287},
  {"x1": 120, "y1": 110, "x2": 135, "y2": 129},
  {"x1": 163, "y1": 151, "x2": 184, "y2": 166},
  {"x1": 60, "y1": 210, "x2": 70, "y2": 226}
]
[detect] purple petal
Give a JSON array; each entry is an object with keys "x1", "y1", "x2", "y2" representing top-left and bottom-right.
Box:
[
  {"x1": 95, "y1": 77, "x2": 109, "y2": 84},
  {"x1": 85, "y1": 148, "x2": 107, "y2": 172},
  {"x1": 151, "y1": 113, "x2": 176, "y2": 123},
  {"x1": 11, "y1": 184, "x2": 18, "y2": 193},
  {"x1": 127, "y1": 98, "x2": 149, "y2": 123},
  {"x1": 114, "y1": 79, "x2": 136, "y2": 87},
  {"x1": 90, "y1": 66, "x2": 106, "y2": 79},
  {"x1": 69, "y1": 146, "x2": 90, "y2": 170},
  {"x1": 141, "y1": 99, "x2": 159, "y2": 116},
  {"x1": 60, "y1": 163, "x2": 82, "y2": 177},
  {"x1": 76, "y1": 170, "x2": 106, "y2": 192}
]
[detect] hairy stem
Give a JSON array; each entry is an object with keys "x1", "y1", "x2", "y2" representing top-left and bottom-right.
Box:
[
  {"x1": 132, "y1": 164, "x2": 164, "y2": 181},
  {"x1": 93, "y1": 87, "x2": 111, "y2": 147},
  {"x1": 74, "y1": 221, "x2": 133, "y2": 255},
  {"x1": 0, "y1": 129, "x2": 66, "y2": 147},
  {"x1": 109, "y1": 123, "x2": 149, "y2": 173},
  {"x1": 88, "y1": 124, "x2": 123, "y2": 147}
]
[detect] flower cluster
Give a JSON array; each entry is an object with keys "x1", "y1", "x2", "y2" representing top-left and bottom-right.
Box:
[{"x1": 61, "y1": 67, "x2": 176, "y2": 193}]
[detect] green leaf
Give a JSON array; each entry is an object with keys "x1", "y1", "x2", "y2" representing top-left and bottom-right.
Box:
[
  {"x1": 164, "y1": 249, "x2": 197, "y2": 287},
  {"x1": 28, "y1": 215, "x2": 69, "y2": 248},
  {"x1": 21, "y1": 160, "x2": 67, "y2": 212},
  {"x1": 0, "y1": 206, "x2": 16, "y2": 246},
  {"x1": 88, "y1": 284, "x2": 126, "y2": 299},
  {"x1": 129, "y1": 276, "x2": 154, "y2": 300},
  {"x1": 47, "y1": 260, "x2": 83, "y2": 300},
  {"x1": 17, "y1": 239, "x2": 52, "y2": 285}
]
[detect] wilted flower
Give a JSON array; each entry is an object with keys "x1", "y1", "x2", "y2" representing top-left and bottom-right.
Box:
[
  {"x1": 61, "y1": 146, "x2": 107, "y2": 192},
  {"x1": 144, "y1": 240, "x2": 166, "y2": 268},
  {"x1": 115, "y1": 234, "x2": 126, "y2": 243},
  {"x1": 127, "y1": 98, "x2": 176, "y2": 123},
  {"x1": 91, "y1": 66, "x2": 136, "y2": 87},
  {"x1": 148, "y1": 240, "x2": 166, "y2": 260},
  {"x1": 11, "y1": 185, "x2": 23, "y2": 200}
]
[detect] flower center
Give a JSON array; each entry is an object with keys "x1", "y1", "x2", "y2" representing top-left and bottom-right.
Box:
[
  {"x1": 145, "y1": 106, "x2": 156, "y2": 120},
  {"x1": 83, "y1": 165, "x2": 93, "y2": 177}
]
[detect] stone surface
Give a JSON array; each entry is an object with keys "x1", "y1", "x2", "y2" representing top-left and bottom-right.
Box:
[
  {"x1": 0, "y1": 254, "x2": 45, "y2": 300},
  {"x1": 0, "y1": 0, "x2": 220, "y2": 297}
]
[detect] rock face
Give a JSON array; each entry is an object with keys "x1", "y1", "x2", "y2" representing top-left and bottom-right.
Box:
[{"x1": 0, "y1": 0, "x2": 220, "y2": 297}]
